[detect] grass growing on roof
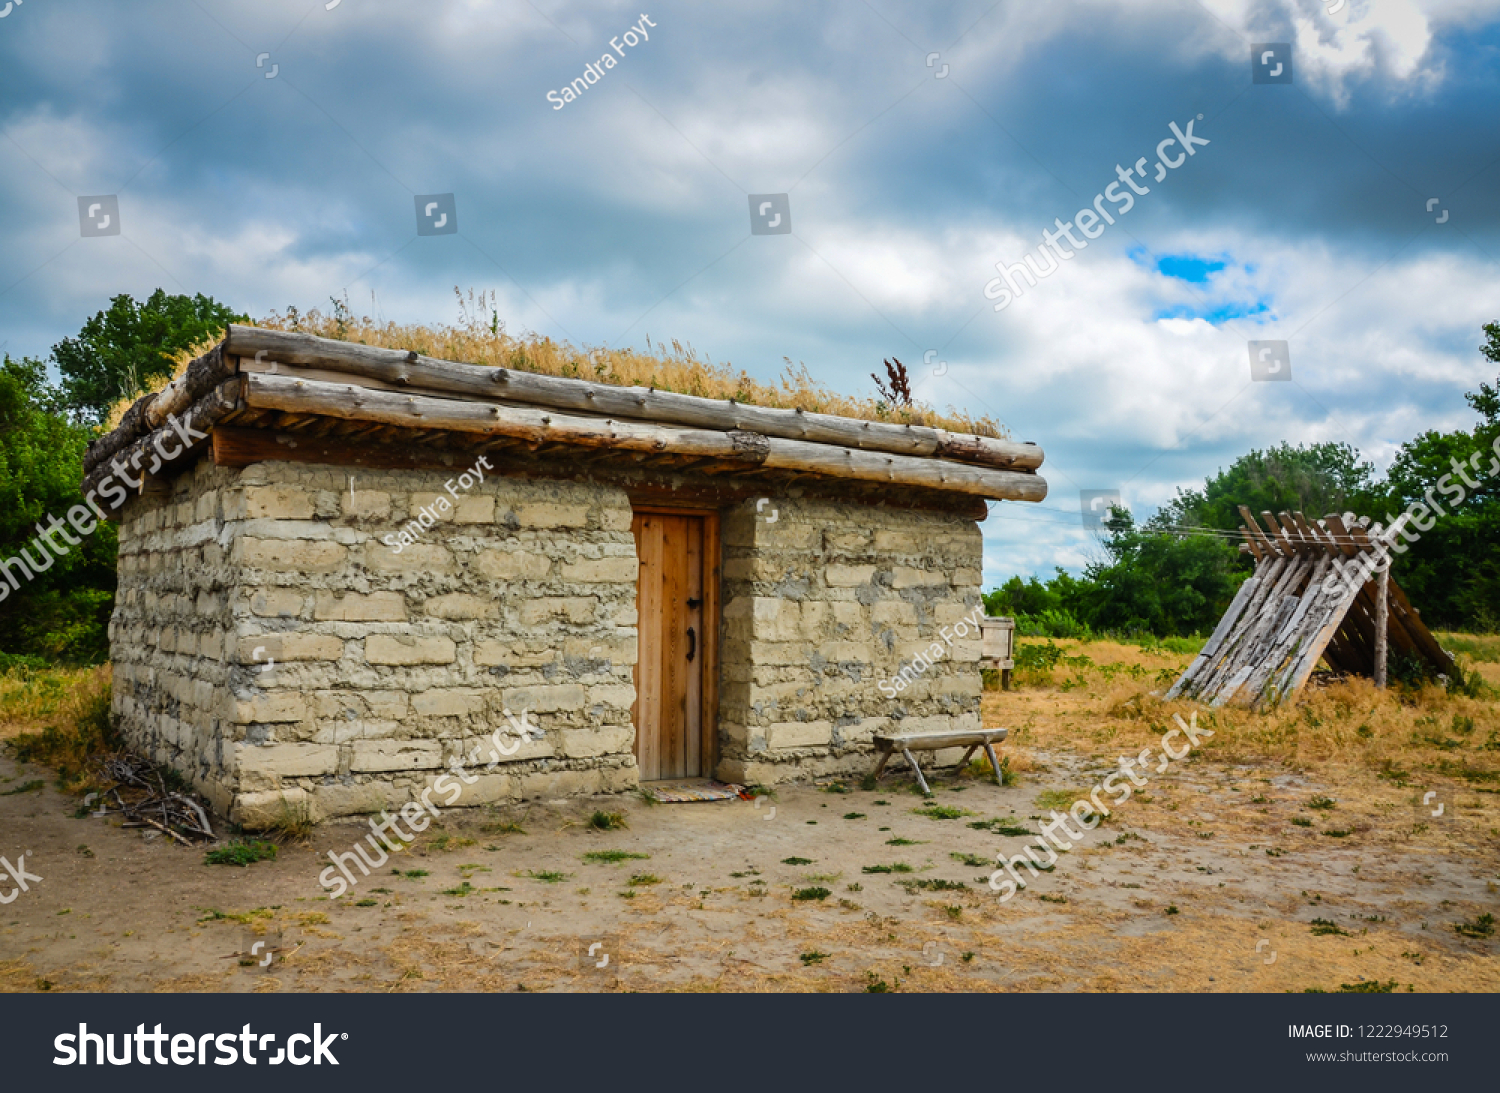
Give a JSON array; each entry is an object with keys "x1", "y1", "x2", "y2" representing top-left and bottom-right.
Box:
[{"x1": 121, "y1": 289, "x2": 1006, "y2": 438}]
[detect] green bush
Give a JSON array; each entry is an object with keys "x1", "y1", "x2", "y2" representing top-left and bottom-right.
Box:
[{"x1": 204, "y1": 840, "x2": 278, "y2": 867}]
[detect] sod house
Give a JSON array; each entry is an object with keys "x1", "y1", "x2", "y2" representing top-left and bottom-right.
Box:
[{"x1": 82, "y1": 326, "x2": 1047, "y2": 826}]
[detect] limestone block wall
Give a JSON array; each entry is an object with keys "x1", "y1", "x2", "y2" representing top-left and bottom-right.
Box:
[
  {"x1": 111, "y1": 460, "x2": 245, "y2": 816},
  {"x1": 716, "y1": 497, "x2": 984, "y2": 785},
  {"x1": 113, "y1": 456, "x2": 640, "y2": 827}
]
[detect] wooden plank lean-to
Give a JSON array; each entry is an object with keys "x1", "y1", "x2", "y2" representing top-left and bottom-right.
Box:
[
  {"x1": 1374, "y1": 565, "x2": 1390, "y2": 688},
  {"x1": 1166, "y1": 573, "x2": 1260, "y2": 699},
  {"x1": 1243, "y1": 556, "x2": 1332, "y2": 701},
  {"x1": 1196, "y1": 556, "x2": 1307, "y2": 700},
  {"x1": 1212, "y1": 664, "x2": 1256, "y2": 707},
  {"x1": 1270, "y1": 572, "x2": 1374, "y2": 704},
  {"x1": 1186, "y1": 553, "x2": 1289, "y2": 695}
]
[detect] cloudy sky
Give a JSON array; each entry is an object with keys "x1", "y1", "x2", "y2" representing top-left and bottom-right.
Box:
[{"x1": 1, "y1": 0, "x2": 1497, "y2": 587}]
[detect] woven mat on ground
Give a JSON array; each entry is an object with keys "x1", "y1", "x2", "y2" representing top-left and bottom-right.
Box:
[{"x1": 643, "y1": 779, "x2": 747, "y2": 803}]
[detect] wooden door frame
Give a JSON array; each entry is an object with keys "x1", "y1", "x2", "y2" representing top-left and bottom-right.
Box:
[{"x1": 630, "y1": 503, "x2": 722, "y2": 779}]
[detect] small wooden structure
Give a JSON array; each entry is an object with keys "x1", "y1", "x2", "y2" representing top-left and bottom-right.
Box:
[
  {"x1": 1166, "y1": 508, "x2": 1453, "y2": 708},
  {"x1": 980, "y1": 615, "x2": 1015, "y2": 689},
  {"x1": 869, "y1": 728, "x2": 1009, "y2": 795}
]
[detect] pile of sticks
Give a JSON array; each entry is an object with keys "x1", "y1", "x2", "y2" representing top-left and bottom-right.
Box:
[
  {"x1": 1166, "y1": 507, "x2": 1454, "y2": 709},
  {"x1": 88, "y1": 752, "x2": 215, "y2": 843}
]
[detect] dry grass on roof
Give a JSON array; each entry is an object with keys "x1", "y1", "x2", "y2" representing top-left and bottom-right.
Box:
[{"x1": 101, "y1": 289, "x2": 1006, "y2": 439}]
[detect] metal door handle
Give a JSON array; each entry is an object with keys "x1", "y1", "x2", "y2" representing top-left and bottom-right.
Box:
[{"x1": 686, "y1": 626, "x2": 696, "y2": 662}]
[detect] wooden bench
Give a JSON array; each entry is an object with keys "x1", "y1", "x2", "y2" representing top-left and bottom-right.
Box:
[{"x1": 869, "y1": 729, "x2": 1009, "y2": 796}]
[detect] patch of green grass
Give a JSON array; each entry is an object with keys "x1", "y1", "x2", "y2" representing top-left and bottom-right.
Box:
[
  {"x1": 204, "y1": 840, "x2": 277, "y2": 868},
  {"x1": 820, "y1": 782, "x2": 849, "y2": 794},
  {"x1": 961, "y1": 951, "x2": 975, "y2": 963},
  {"x1": 897, "y1": 878, "x2": 967, "y2": 893},
  {"x1": 884, "y1": 837, "x2": 922, "y2": 846},
  {"x1": 1310, "y1": 918, "x2": 1351, "y2": 937},
  {"x1": 354, "y1": 899, "x2": 378, "y2": 907},
  {"x1": 864, "y1": 972, "x2": 898, "y2": 993},
  {"x1": 800, "y1": 950, "x2": 830, "y2": 965},
  {"x1": 196, "y1": 907, "x2": 273, "y2": 924},
  {"x1": 950, "y1": 852, "x2": 988, "y2": 868},
  {"x1": 626, "y1": 873, "x2": 660, "y2": 887},
  {"x1": 943, "y1": 904, "x2": 963, "y2": 920},
  {"x1": 481, "y1": 819, "x2": 526, "y2": 835},
  {"x1": 1292, "y1": 815, "x2": 1314, "y2": 827},
  {"x1": 1165, "y1": 905, "x2": 1179, "y2": 915},
  {"x1": 582, "y1": 850, "x2": 651, "y2": 864},
  {"x1": 862, "y1": 863, "x2": 914, "y2": 874},
  {"x1": 1322, "y1": 829, "x2": 1352, "y2": 838},
  {"x1": 1038, "y1": 893, "x2": 1067, "y2": 904},
  {"x1": 971, "y1": 819, "x2": 1037, "y2": 837},
  {"x1": 781, "y1": 856, "x2": 814, "y2": 865},
  {"x1": 842, "y1": 812, "x2": 866, "y2": 820},
  {"x1": 586, "y1": 810, "x2": 627, "y2": 831},
  {"x1": 1307, "y1": 795, "x2": 1337, "y2": 811},
  {"x1": 0, "y1": 779, "x2": 43, "y2": 796},
  {"x1": 792, "y1": 886, "x2": 831, "y2": 901},
  {"x1": 398, "y1": 869, "x2": 429, "y2": 879},
  {"x1": 912, "y1": 803, "x2": 971, "y2": 820},
  {"x1": 1454, "y1": 912, "x2": 1494, "y2": 939},
  {"x1": 523, "y1": 870, "x2": 569, "y2": 883},
  {"x1": 1034, "y1": 790, "x2": 1077, "y2": 811},
  {"x1": 1338, "y1": 979, "x2": 1401, "y2": 993}
]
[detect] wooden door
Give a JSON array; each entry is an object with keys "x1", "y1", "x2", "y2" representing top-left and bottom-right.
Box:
[{"x1": 632, "y1": 509, "x2": 718, "y2": 781}]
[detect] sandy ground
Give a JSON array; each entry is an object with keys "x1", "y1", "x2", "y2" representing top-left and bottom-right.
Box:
[{"x1": 2, "y1": 641, "x2": 1498, "y2": 993}]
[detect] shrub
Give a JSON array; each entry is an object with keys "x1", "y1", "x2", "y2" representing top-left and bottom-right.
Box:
[{"x1": 204, "y1": 840, "x2": 277, "y2": 867}]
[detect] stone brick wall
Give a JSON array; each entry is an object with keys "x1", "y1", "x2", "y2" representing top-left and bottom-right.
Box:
[
  {"x1": 113, "y1": 457, "x2": 639, "y2": 827},
  {"x1": 716, "y1": 496, "x2": 984, "y2": 785},
  {"x1": 111, "y1": 460, "x2": 244, "y2": 816},
  {"x1": 111, "y1": 453, "x2": 984, "y2": 825}
]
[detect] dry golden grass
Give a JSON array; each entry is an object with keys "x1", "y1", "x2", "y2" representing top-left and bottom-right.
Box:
[
  {"x1": 0, "y1": 665, "x2": 110, "y2": 745},
  {"x1": 103, "y1": 288, "x2": 1006, "y2": 438},
  {"x1": 999, "y1": 636, "x2": 1500, "y2": 785}
]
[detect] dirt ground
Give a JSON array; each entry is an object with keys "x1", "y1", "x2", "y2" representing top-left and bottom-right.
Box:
[{"x1": 1, "y1": 641, "x2": 1497, "y2": 993}]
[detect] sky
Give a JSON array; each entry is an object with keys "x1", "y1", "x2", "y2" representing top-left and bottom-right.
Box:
[{"x1": 1, "y1": 0, "x2": 1497, "y2": 589}]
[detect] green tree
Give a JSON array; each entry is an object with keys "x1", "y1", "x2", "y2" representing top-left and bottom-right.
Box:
[
  {"x1": 1155, "y1": 441, "x2": 1384, "y2": 551},
  {"x1": 0, "y1": 356, "x2": 116, "y2": 662},
  {"x1": 1073, "y1": 508, "x2": 1243, "y2": 636},
  {"x1": 51, "y1": 289, "x2": 245, "y2": 423},
  {"x1": 1376, "y1": 322, "x2": 1500, "y2": 630}
]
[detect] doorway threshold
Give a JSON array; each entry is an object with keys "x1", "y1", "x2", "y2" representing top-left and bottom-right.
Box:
[{"x1": 641, "y1": 779, "x2": 747, "y2": 803}]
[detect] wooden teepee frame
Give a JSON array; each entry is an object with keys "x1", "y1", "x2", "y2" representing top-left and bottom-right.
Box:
[{"x1": 1166, "y1": 507, "x2": 1454, "y2": 708}]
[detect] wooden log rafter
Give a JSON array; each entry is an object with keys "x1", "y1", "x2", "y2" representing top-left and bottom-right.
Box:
[
  {"x1": 240, "y1": 372, "x2": 1048, "y2": 501},
  {"x1": 223, "y1": 324, "x2": 1045, "y2": 472}
]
